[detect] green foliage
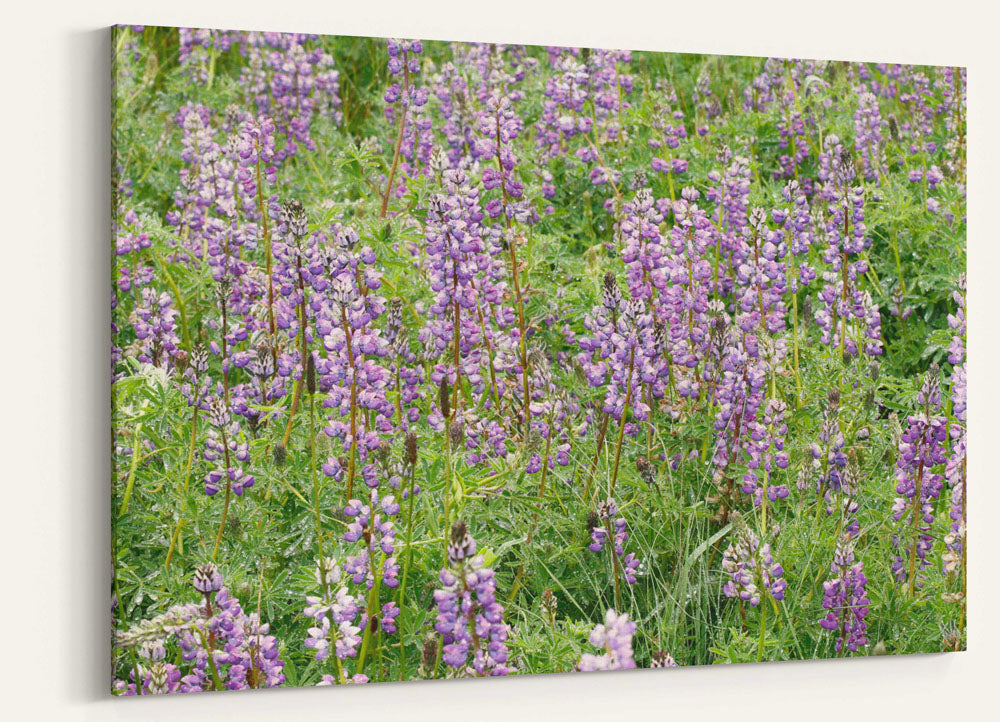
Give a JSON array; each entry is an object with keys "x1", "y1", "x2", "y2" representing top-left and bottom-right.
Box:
[{"x1": 110, "y1": 26, "x2": 966, "y2": 691}]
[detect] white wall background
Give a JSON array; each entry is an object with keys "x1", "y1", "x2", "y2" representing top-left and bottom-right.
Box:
[{"x1": 1, "y1": 1, "x2": 995, "y2": 719}]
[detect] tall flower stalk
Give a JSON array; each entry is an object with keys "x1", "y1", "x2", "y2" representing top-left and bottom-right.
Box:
[
  {"x1": 381, "y1": 39, "x2": 424, "y2": 217},
  {"x1": 891, "y1": 366, "x2": 947, "y2": 597}
]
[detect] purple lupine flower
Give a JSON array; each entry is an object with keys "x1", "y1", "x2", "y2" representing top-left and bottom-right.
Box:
[
  {"x1": 342, "y1": 485, "x2": 401, "y2": 590},
  {"x1": 943, "y1": 276, "x2": 967, "y2": 578},
  {"x1": 181, "y1": 586, "x2": 285, "y2": 691},
  {"x1": 130, "y1": 287, "x2": 182, "y2": 368},
  {"x1": 384, "y1": 38, "x2": 432, "y2": 184},
  {"x1": 721, "y1": 513, "x2": 786, "y2": 606},
  {"x1": 477, "y1": 91, "x2": 531, "y2": 224},
  {"x1": 705, "y1": 153, "x2": 752, "y2": 297},
  {"x1": 384, "y1": 296, "x2": 423, "y2": 430},
  {"x1": 935, "y1": 66, "x2": 966, "y2": 179},
  {"x1": 113, "y1": 659, "x2": 183, "y2": 696},
  {"x1": 659, "y1": 188, "x2": 714, "y2": 399},
  {"x1": 588, "y1": 498, "x2": 641, "y2": 584},
  {"x1": 433, "y1": 521, "x2": 514, "y2": 676},
  {"x1": 692, "y1": 69, "x2": 722, "y2": 132},
  {"x1": 808, "y1": 391, "x2": 848, "y2": 497},
  {"x1": 586, "y1": 49, "x2": 632, "y2": 145},
  {"x1": 114, "y1": 568, "x2": 285, "y2": 694},
  {"x1": 383, "y1": 39, "x2": 428, "y2": 198},
  {"x1": 733, "y1": 207, "x2": 789, "y2": 335},
  {"x1": 416, "y1": 168, "x2": 513, "y2": 448},
  {"x1": 814, "y1": 138, "x2": 882, "y2": 359},
  {"x1": 575, "y1": 608, "x2": 636, "y2": 672},
  {"x1": 777, "y1": 180, "x2": 816, "y2": 291},
  {"x1": 315, "y1": 226, "x2": 395, "y2": 474},
  {"x1": 522, "y1": 346, "x2": 577, "y2": 472},
  {"x1": 891, "y1": 367, "x2": 948, "y2": 590},
  {"x1": 239, "y1": 34, "x2": 342, "y2": 162},
  {"x1": 202, "y1": 397, "x2": 255, "y2": 497},
  {"x1": 193, "y1": 562, "x2": 223, "y2": 594},
  {"x1": 574, "y1": 49, "x2": 631, "y2": 187},
  {"x1": 304, "y1": 558, "x2": 365, "y2": 673},
  {"x1": 600, "y1": 189, "x2": 675, "y2": 406},
  {"x1": 535, "y1": 52, "x2": 591, "y2": 160},
  {"x1": 820, "y1": 534, "x2": 870, "y2": 653},
  {"x1": 772, "y1": 62, "x2": 812, "y2": 180},
  {"x1": 740, "y1": 398, "x2": 790, "y2": 506},
  {"x1": 430, "y1": 62, "x2": 480, "y2": 168},
  {"x1": 853, "y1": 90, "x2": 887, "y2": 181},
  {"x1": 165, "y1": 105, "x2": 223, "y2": 263},
  {"x1": 710, "y1": 327, "x2": 767, "y2": 472},
  {"x1": 577, "y1": 282, "x2": 661, "y2": 431},
  {"x1": 741, "y1": 59, "x2": 785, "y2": 113},
  {"x1": 617, "y1": 188, "x2": 668, "y2": 303},
  {"x1": 177, "y1": 28, "x2": 241, "y2": 85},
  {"x1": 647, "y1": 86, "x2": 690, "y2": 191}
]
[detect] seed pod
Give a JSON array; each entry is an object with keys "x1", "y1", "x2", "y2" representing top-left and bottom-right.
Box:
[
  {"x1": 800, "y1": 296, "x2": 814, "y2": 325},
  {"x1": 887, "y1": 115, "x2": 899, "y2": 142},
  {"x1": 449, "y1": 421, "x2": 464, "y2": 448},
  {"x1": 306, "y1": 354, "x2": 316, "y2": 395},
  {"x1": 418, "y1": 633, "x2": 438, "y2": 678},
  {"x1": 841, "y1": 452, "x2": 862, "y2": 497},
  {"x1": 541, "y1": 589, "x2": 557, "y2": 622},
  {"x1": 439, "y1": 378, "x2": 451, "y2": 418},
  {"x1": 405, "y1": 432, "x2": 418, "y2": 467},
  {"x1": 636, "y1": 456, "x2": 657, "y2": 486},
  {"x1": 273, "y1": 442, "x2": 287, "y2": 467}
]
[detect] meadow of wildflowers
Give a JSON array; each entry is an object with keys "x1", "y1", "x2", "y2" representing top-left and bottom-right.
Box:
[{"x1": 110, "y1": 25, "x2": 967, "y2": 694}]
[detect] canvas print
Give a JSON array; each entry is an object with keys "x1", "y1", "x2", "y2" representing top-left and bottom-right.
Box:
[{"x1": 110, "y1": 24, "x2": 967, "y2": 694}]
